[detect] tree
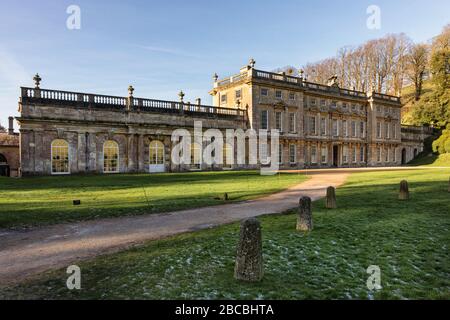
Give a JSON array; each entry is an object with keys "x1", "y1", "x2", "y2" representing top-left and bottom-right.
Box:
[
  {"x1": 432, "y1": 124, "x2": 450, "y2": 154},
  {"x1": 0, "y1": 123, "x2": 6, "y2": 133},
  {"x1": 407, "y1": 43, "x2": 429, "y2": 100},
  {"x1": 430, "y1": 24, "x2": 450, "y2": 94},
  {"x1": 301, "y1": 33, "x2": 412, "y2": 95}
]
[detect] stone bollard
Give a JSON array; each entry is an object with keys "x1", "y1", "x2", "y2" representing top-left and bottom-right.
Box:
[
  {"x1": 234, "y1": 218, "x2": 263, "y2": 282},
  {"x1": 326, "y1": 186, "x2": 337, "y2": 209},
  {"x1": 399, "y1": 180, "x2": 409, "y2": 200},
  {"x1": 297, "y1": 196, "x2": 313, "y2": 231}
]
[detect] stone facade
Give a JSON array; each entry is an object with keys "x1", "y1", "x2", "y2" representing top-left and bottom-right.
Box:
[
  {"x1": 0, "y1": 135, "x2": 20, "y2": 178},
  {"x1": 13, "y1": 63, "x2": 431, "y2": 176},
  {"x1": 210, "y1": 63, "x2": 405, "y2": 169}
]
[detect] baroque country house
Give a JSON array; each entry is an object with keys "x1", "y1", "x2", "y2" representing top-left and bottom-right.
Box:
[{"x1": 7, "y1": 60, "x2": 430, "y2": 176}]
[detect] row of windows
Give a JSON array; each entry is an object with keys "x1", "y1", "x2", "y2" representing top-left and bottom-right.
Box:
[
  {"x1": 376, "y1": 122, "x2": 398, "y2": 139},
  {"x1": 260, "y1": 110, "x2": 296, "y2": 132},
  {"x1": 304, "y1": 98, "x2": 365, "y2": 112},
  {"x1": 306, "y1": 116, "x2": 365, "y2": 138},
  {"x1": 51, "y1": 139, "x2": 165, "y2": 174},
  {"x1": 376, "y1": 146, "x2": 398, "y2": 163},
  {"x1": 260, "y1": 88, "x2": 296, "y2": 101},
  {"x1": 220, "y1": 89, "x2": 242, "y2": 104}
]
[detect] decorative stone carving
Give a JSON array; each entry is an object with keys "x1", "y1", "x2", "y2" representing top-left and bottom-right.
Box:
[{"x1": 33, "y1": 73, "x2": 42, "y2": 89}]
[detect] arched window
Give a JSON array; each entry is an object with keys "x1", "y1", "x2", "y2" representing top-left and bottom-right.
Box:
[
  {"x1": 51, "y1": 139, "x2": 70, "y2": 174},
  {"x1": 103, "y1": 140, "x2": 119, "y2": 173},
  {"x1": 223, "y1": 143, "x2": 233, "y2": 169},
  {"x1": 191, "y1": 143, "x2": 201, "y2": 169},
  {"x1": 149, "y1": 140, "x2": 165, "y2": 173},
  {"x1": 149, "y1": 141, "x2": 164, "y2": 165}
]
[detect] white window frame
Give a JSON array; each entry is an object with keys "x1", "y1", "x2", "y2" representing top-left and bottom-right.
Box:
[
  {"x1": 275, "y1": 90, "x2": 282, "y2": 99},
  {"x1": 321, "y1": 146, "x2": 327, "y2": 164},
  {"x1": 289, "y1": 144, "x2": 296, "y2": 164},
  {"x1": 321, "y1": 117, "x2": 327, "y2": 135},
  {"x1": 332, "y1": 119, "x2": 339, "y2": 137},
  {"x1": 51, "y1": 139, "x2": 70, "y2": 175},
  {"x1": 289, "y1": 113, "x2": 296, "y2": 133},
  {"x1": 275, "y1": 112, "x2": 283, "y2": 131},
  {"x1": 261, "y1": 110, "x2": 268, "y2": 130},
  {"x1": 342, "y1": 145, "x2": 348, "y2": 164},
  {"x1": 311, "y1": 146, "x2": 317, "y2": 164},
  {"x1": 220, "y1": 94, "x2": 227, "y2": 104},
  {"x1": 103, "y1": 140, "x2": 120, "y2": 173}
]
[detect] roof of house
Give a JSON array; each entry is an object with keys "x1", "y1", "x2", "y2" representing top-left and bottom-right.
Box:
[{"x1": 0, "y1": 133, "x2": 19, "y2": 147}]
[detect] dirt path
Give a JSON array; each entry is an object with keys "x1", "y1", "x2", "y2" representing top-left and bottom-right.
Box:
[{"x1": 0, "y1": 172, "x2": 351, "y2": 285}]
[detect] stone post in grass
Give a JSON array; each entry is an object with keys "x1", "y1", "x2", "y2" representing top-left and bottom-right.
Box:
[
  {"x1": 297, "y1": 196, "x2": 313, "y2": 231},
  {"x1": 234, "y1": 218, "x2": 263, "y2": 282},
  {"x1": 326, "y1": 186, "x2": 337, "y2": 209},
  {"x1": 399, "y1": 180, "x2": 409, "y2": 200}
]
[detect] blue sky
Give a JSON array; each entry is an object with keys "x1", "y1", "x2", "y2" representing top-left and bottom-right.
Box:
[{"x1": 0, "y1": 0, "x2": 449, "y2": 129}]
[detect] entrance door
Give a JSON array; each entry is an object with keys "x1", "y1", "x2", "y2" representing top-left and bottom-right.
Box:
[
  {"x1": 149, "y1": 141, "x2": 165, "y2": 173},
  {"x1": 401, "y1": 148, "x2": 406, "y2": 165},
  {"x1": 0, "y1": 154, "x2": 9, "y2": 177},
  {"x1": 333, "y1": 145, "x2": 339, "y2": 167}
]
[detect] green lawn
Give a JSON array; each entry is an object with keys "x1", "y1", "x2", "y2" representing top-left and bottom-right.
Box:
[
  {"x1": 0, "y1": 171, "x2": 307, "y2": 229},
  {"x1": 2, "y1": 168, "x2": 449, "y2": 299}
]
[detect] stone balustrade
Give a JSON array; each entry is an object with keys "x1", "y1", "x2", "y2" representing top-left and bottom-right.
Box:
[
  {"x1": 215, "y1": 68, "x2": 401, "y2": 103},
  {"x1": 21, "y1": 87, "x2": 246, "y2": 119}
]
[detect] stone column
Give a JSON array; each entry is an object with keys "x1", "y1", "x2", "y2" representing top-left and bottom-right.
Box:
[{"x1": 138, "y1": 134, "x2": 145, "y2": 172}]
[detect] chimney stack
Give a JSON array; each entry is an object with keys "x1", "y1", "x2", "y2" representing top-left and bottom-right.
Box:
[{"x1": 8, "y1": 117, "x2": 14, "y2": 135}]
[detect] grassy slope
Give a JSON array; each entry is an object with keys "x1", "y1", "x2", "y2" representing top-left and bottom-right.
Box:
[
  {"x1": 401, "y1": 80, "x2": 434, "y2": 124},
  {"x1": 0, "y1": 171, "x2": 307, "y2": 229},
  {"x1": 408, "y1": 153, "x2": 450, "y2": 167},
  {"x1": 2, "y1": 168, "x2": 449, "y2": 299}
]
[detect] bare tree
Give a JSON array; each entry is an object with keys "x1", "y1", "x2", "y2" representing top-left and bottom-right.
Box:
[
  {"x1": 407, "y1": 43, "x2": 429, "y2": 100},
  {"x1": 301, "y1": 33, "x2": 413, "y2": 95}
]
